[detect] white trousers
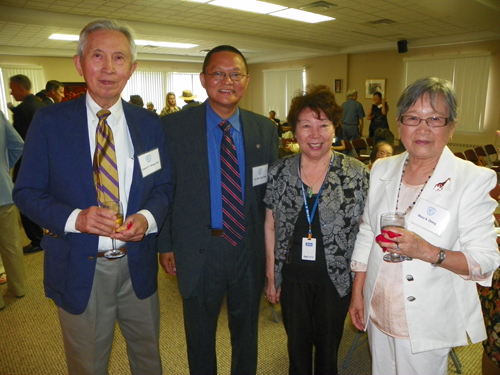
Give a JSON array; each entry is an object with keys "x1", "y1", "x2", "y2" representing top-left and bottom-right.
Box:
[
  {"x1": 367, "y1": 320, "x2": 450, "y2": 375},
  {"x1": 58, "y1": 256, "x2": 161, "y2": 375}
]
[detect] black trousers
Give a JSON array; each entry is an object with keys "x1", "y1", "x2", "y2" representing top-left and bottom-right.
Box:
[
  {"x1": 182, "y1": 237, "x2": 261, "y2": 375},
  {"x1": 281, "y1": 278, "x2": 351, "y2": 375}
]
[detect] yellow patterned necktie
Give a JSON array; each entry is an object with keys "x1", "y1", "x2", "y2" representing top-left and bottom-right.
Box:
[{"x1": 93, "y1": 109, "x2": 120, "y2": 205}]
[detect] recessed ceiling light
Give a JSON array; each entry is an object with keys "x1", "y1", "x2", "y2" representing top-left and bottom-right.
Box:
[
  {"x1": 209, "y1": 0, "x2": 286, "y2": 14},
  {"x1": 136, "y1": 40, "x2": 197, "y2": 49},
  {"x1": 49, "y1": 34, "x2": 79, "y2": 41},
  {"x1": 269, "y1": 8, "x2": 335, "y2": 23}
]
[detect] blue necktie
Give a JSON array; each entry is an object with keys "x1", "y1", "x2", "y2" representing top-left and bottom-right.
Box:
[{"x1": 219, "y1": 120, "x2": 245, "y2": 245}]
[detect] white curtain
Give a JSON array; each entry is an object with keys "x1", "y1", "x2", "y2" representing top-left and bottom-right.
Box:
[
  {"x1": 263, "y1": 68, "x2": 305, "y2": 123},
  {"x1": 404, "y1": 53, "x2": 491, "y2": 133}
]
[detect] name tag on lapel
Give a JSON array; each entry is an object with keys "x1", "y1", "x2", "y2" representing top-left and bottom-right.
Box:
[
  {"x1": 252, "y1": 164, "x2": 268, "y2": 186},
  {"x1": 138, "y1": 148, "x2": 161, "y2": 178}
]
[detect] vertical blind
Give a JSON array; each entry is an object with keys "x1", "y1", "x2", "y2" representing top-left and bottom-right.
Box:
[
  {"x1": 263, "y1": 68, "x2": 305, "y2": 122},
  {"x1": 404, "y1": 53, "x2": 491, "y2": 133}
]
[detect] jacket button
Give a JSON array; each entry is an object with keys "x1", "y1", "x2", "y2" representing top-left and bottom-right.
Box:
[
  {"x1": 206, "y1": 224, "x2": 211, "y2": 229},
  {"x1": 88, "y1": 256, "x2": 95, "y2": 260},
  {"x1": 199, "y1": 249, "x2": 205, "y2": 254},
  {"x1": 406, "y1": 275, "x2": 414, "y2": 281},
  {"x1": 407, "y1": 296, "x2": 416, "y2": 302}
]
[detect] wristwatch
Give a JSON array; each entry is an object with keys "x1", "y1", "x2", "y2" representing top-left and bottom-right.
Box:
[{"x1": 431, "y1": 248, "x2": 446, "y2": 267}]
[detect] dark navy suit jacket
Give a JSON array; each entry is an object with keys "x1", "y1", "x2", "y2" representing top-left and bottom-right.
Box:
[{"x1": 13, "y1": 95, "x2": 174, "y2": 314}]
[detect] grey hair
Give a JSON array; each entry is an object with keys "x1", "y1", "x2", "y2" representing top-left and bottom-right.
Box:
[
  {"x1": 77, "y1": 19, "x2": 137, "y2": 62},
  {"x1": 396, "y1": 77, "x2": 458, "y2": 122},
  {"x1": 346, "y1": 89, "x2": 357, "y2": 98}
]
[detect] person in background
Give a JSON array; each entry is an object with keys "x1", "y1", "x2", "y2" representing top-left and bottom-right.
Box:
[
  {"x1": 8, "y1": 74, "x2": 46, "y2": 253},
  {"x1": 331, "y1": 122, "x2": 346, "y2": 152},
  {"x1": 146, "y1": 102, "x2": 156, "y2": 113},
  {"x1": 159, "y1": 92, "x2": 181, "y2": 116},
  {"x1": 341, "y1": 89, "x2": 365, "y2": 140},
  {"x1": 179, "y1": 89, "x2": 201, "y2": 110},
  {"x1": 478, "y1": 129, "x2": 500, "y2": 375},
  {"x1": 36, "y1": 80, "x2": 65, "y2": 105},
  {"x1": 13, "y1": 19, "x2": 173, "y2": 374},
  {"x1": 349, "y1": 76, "x2": 500, "y2": 375},
  {"x1": 0, "y1": 110, "x2": 25, "y2": 311},
  {"x1": 367, "y1": 92, "x2": 389, "y2": 137},
  {"x1": 265, "y1": 85, "x2": 368, "y2": 375},
  {"x1": 269, "y1": 110, "x2": 280, "y2": 125},
  {"x1": 367, "y1": 141, "x2": 394, "y2": 170},
  {"x1": 129, "y1": 94, "x2": 144, "y2": 107},
  {"x1": 159, "y1": 45, "x2": 278, "y2": 375}
]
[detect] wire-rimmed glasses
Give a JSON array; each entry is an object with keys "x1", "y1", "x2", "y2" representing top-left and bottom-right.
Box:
[
  {"x1": 204, "y1": 71, "x2": 248, "y2": 82},
  {"x1": 399, "y1": 116, "x2": 449, "y2": 128}
]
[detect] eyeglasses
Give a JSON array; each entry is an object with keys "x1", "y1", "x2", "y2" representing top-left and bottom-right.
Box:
[
  {"x1": 399, "y1": 116, "x2": 449, "y2": 128},
  {"x1": 204, "y1": 71, "x2": 248, "y2": 82}
]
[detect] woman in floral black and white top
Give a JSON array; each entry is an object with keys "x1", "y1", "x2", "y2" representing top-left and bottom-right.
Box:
[{"x1": 264, "y1": 85, "x2": 368, "y2": 375}]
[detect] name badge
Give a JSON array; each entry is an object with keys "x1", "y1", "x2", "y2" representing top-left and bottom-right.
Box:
[
  {"x1": 411, "y1": 198, "x2": 450, "y2": 236},
  {"x1": 138, "y1": 148, "x2": 161, "y2": 178},
  {"x1": 252, "y1": 164, "x2": 268, "y2": 186},
  {"x1": 302, "y1": 237, "x2": 316, "y2": 261}
]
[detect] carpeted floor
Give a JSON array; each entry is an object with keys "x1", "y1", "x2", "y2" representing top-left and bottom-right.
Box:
[{"x1": 0, "y1": 250, "x2": 483, "y2": 374}]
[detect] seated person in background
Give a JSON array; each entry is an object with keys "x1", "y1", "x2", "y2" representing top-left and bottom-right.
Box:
[
  {"x1": 332, "y1": 123, "x2": 346, "y2": 152},
  {"x1": 269, "y1": 110, "x2": 280, "y2": 125},
  {"x1": 146, "y1": 102, "x2": 156, "y2": 113},
  {"x1": 129, "y1": 94, "x2": 144, "y2": 107},
  {"x1": 367, "y1": 141, "x2": 394, "y2": 170}
]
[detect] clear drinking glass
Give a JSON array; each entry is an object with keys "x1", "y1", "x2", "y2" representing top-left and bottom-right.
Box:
[
  {"x1": 380, "y1": 212, "x2": 406, "y2": 263},
  {"x1": 100, "y1": 200, "x2": 125, "y2": 259}
]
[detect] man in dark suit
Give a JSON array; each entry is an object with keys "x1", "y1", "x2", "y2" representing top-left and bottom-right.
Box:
[
  {"x1": 8, "y1": 74, "x2": 46, "y2": 252},
  {"x1": 13, "y1": 19, "x2": 173, "y2": 375},
  {"x1": 37, "y1": 80, "x2": 65, "y2": 105},
  {"x1": 159, "y1": 45, "x2": 278, "y2": 375}
]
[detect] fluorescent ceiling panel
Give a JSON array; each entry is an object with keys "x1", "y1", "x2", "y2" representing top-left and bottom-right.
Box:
[
  {"x1": 270, "y1": 8, "x2": 335, "y2": 23},
  {"x1": 49, "y1": 34, "x2": 79, "y2": 41},
  {"x1": 136, "y1": 40, "x2": 197, "y2": 48},
  {"x1": 209, "y1": 0, "x2": 286, "y2": 14}
]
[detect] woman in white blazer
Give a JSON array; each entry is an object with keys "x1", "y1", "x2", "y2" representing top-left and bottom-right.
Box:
[{"x1": 349, "y1": 77, "x2": 500, "y2": 375}]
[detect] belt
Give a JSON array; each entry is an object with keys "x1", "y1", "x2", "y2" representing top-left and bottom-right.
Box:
[
  {"x1": 211, "y1": 229, "x2": 224, "y2": 237},
  {"x1": 97, "y1": 246, "x2": 127, "y2": 258}
]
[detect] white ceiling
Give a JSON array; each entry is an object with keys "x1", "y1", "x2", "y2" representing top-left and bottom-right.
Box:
[{"x1": 0, "y1": 0, "x2": 499, "y2": 64}]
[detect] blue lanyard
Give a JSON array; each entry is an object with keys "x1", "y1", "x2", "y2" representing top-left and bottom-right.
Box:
[{"x1": 299, "y1": 153, "x2": 334, "y2": 239}]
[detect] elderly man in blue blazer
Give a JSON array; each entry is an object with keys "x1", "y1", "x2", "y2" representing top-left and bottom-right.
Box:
[
  {"x1": 13, "y1": 20, "x2": 173, "y2": 375},
  {"x1": 159, "y1": 45, "x2": 278, "y2": 375}
]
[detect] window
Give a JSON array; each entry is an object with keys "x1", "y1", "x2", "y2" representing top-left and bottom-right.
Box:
[
  {"x1": 0, "y1": 66, "x2": 45, "y2": 120},
  {"x1": 404, "y1": 53, "x2": 491, "y2": 133},
  {"x1": 263, "y1": 68, "x2": 305, "y2": 123},
  {"x1": 122, "y1": 71, "x2": 207, "y2": 112}
]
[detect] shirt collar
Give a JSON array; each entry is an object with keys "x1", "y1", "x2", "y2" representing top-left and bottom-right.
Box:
[
  {"x1": 86, "y1": 94, "x2": 124, "y2": 127},
  {"x1": 206, "y1": 102, "x2": 241, "y2": 132}
]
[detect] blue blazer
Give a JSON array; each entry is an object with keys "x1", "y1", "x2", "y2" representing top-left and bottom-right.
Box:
[{"x1": 13, "y1": 96, "x2": 174, "y2": 314}]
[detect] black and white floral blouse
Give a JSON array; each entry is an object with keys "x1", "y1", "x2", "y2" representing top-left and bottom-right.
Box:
[{"x1": 264, "y1": 152, "x2": 369, "y2": 298}]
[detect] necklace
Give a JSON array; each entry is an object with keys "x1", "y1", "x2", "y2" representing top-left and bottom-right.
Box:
[
  {"x1": 396, "y1": 157, "x2": 436, "y2": 216},
  {"x1": 300, "y1": 154, "x2": 333, "y2": 198}
]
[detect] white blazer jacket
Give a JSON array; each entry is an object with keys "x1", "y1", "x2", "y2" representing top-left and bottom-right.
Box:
[{"x1": 352, "y1": 146, "x2": 500, "y2": 353}]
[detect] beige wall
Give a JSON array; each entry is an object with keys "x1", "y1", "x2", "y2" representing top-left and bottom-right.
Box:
[
  {"x1": 243, "y1": 39, "x2": 500, "y2": 151},
  {"x1": 2, "y1": 39, "x2": 498, "y2": 151}
]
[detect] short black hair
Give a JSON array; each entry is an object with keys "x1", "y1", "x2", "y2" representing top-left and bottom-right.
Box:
[
  {"x1": 46, "y1": 80, "x2": 63, "y2": 92},
  {"x1": 202, "y1": 45, "x2": 248, "y2": 74}
]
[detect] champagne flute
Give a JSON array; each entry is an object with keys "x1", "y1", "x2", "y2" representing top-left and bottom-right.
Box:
[
  {"x1": 100, "y1": 200, "x2": 125, "y2": 259},
  {"x1": 380, "y1": 212, "x2": 406, "y2": 263}
]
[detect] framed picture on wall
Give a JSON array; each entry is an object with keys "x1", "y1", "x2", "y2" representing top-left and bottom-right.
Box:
[
  {"x1": 334, "y1": 79, "x2": 342, "y2": 93},
  {"x1": 62, "y1": 82, "x2": 87, "y2": 102},
  {"x1": 365, "y1": 79, "x2": 385, "y2": 98}
]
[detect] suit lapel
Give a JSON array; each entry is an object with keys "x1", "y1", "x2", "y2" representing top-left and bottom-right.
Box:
[
  {"x1": 380, "y1": 152, "x2": 408, "y2": 212},
  {"x1": 61, "y1": 96, "x2": 96, "y2": 205},
  {"x1": 240, "y1": 109, "x2": 260, "y2": 213}
]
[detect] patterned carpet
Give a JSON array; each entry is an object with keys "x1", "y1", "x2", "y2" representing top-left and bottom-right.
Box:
[{"x1": 0, "y1": 250, "x2": 483, "y2": 374}]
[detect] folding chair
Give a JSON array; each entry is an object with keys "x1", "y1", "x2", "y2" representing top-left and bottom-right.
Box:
[
  {"x1": 351, "y1": 138, "x2": 370, "y2": 162},
  {"x1": 484, "y1": 144, "x2": 500, "y2": 166},
  {"x1": 463, "y1": 149, "x2": 479, "y2": 165},
  {"x1": 454, "y1": 151, "x2": 466, "y2": 160}
]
